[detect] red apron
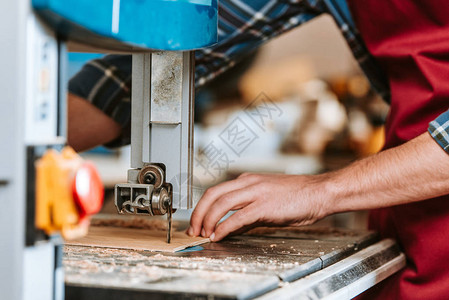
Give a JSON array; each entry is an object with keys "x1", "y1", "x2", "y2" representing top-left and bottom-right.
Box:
[{"x1": 346, "y1": 1, "x2": 449, "y2": 299}]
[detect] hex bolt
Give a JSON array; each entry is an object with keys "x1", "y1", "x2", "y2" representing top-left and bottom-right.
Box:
[
  {"x1": 143, "y1": 172, "x2": 156, "y2": 184},
  {"x1": 163, "y1": 196, "x2": 171, "y2": 209}
]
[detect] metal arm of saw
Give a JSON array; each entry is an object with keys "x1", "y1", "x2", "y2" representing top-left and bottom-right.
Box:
[{"x1": 114, "y1": 51, "x2": 195, "y2": 242}]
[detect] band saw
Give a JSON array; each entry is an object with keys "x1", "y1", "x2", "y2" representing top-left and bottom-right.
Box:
[{"x1": 0, "y1": 0, "x2": 405, "y2": 299}]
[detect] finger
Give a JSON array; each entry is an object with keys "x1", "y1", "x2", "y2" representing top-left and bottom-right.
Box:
[
  {"x1": 202, "y1": 186, "x2": 258, "y2": 237},
  {"x1": 189, "y1": 175, "x2": 261, "y2": 236},
  {"x1": 211, "y1": 203, "x2": 261, "y2": 242}
]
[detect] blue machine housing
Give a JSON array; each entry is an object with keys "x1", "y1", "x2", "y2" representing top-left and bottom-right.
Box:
[{"x1": 32, "y1": 0, "x2": 218, "y2": 51}]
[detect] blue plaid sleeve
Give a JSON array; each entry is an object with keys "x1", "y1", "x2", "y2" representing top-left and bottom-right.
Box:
[
  {"x1": 428, "y1": 110, "x2": 449, "y2": 152},
  {"x1": 194, "y1": 0, "x2": 323, "y2": 86},
  {"x1": 69, "y1": 55, "x2": 132, "y2": 147}
]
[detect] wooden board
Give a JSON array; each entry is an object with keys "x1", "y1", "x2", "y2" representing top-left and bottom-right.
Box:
[{"x1": 67, "y1": 226, "x2": 210, "y2": 252}]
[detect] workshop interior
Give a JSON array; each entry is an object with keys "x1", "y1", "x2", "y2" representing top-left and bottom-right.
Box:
[{"x1": 1, "y1": 1, "x2": 405, "y2": 300}]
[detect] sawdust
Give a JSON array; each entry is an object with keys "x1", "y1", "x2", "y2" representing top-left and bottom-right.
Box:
[
  {"x1": 64, "y1": 245, "x2": 298, "y2": 275},
  {"x1": 246, "y1": 226, "x2": 360, "y2": 237},
  {"x1": 65, "y1": 257, "x2": 259, "y2": 290},
  {"x1": 91, "y1": 217, "x2": 178, "y2": 231},
  {"x1": 65, "y1": 245, "x2": 147, "y2": 259}
]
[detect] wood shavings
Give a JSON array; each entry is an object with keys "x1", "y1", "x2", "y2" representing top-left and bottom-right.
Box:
[
  {"x1": 246, "y1": 226, "x2": 360, "y2": 237},
  {"x1": 64, "y1": 245, "x2": 297, "y2": 275}
]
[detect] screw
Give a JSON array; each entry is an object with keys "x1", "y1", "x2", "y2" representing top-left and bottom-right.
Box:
[
  {"x1": 143, "y1": 172, "x2": 156, "y2": 184},
  {"x1": 163, "y1": 196, "x2": 171, "y2": 209}
]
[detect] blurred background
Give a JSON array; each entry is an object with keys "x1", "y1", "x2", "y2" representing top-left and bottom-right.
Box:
[{"x1": 71, "y1": 15, "x2": 389, "y2": 230}]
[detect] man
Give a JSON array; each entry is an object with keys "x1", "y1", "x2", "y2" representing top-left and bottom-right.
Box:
[{"x1": 69, "y1": 1, "x2": 449, "y2": 298}]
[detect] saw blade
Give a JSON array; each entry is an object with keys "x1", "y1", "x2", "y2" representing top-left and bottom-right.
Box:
[{"x1": 167, "y1": 200, "x2": 172, "y2": 243}]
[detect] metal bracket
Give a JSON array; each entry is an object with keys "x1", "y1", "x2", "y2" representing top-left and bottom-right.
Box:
[{"x1": 115, "y1": 183, "x2": 171, "y2": 216}]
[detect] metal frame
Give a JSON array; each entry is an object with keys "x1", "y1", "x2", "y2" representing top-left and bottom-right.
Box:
[
  {"x1": 0, "y1": 1, "x2": 64, "y2": 299},
  {"x1": 129, "y1": 51, "x2": 194, "y2": 210},
  {"x1": 256, "y1": 239, "x2": 406, "y2": 300}
]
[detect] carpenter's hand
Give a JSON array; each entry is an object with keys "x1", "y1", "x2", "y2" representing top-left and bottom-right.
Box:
[{"x1": 187, "y1": 173, "x2": 333, "y2": 242}]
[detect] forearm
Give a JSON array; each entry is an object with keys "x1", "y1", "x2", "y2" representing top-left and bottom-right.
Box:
[
  {"x1": 67, "y1": 93, "x2": 122, "y2": 152},
  {"x1": 326, "y1": 132, "x2": 449, "y2": 214}
]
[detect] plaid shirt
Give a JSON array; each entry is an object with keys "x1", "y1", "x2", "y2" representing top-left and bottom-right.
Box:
[
  {"x1": 69, "y1": 0, "x2": 448, "y2": 151},
  {"x1": 429, "y1": 110, "x2": 449, "y2": 152}
]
